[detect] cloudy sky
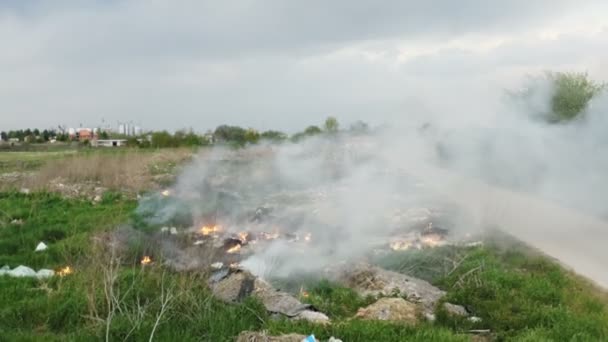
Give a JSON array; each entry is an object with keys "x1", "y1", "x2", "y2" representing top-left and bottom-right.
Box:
[{"x1": 2, "y1": 0, "x2": 607, "y2": 132}]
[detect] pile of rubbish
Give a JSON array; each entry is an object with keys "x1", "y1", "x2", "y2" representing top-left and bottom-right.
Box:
[
  {"x1": 0, "y1": 265, "x2": 54, "y2": 279},
  {"x1": 209, "y1": 267, "x2": 329, "y2": 323}
]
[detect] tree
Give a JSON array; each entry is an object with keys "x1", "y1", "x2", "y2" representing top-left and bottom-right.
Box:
[
  {"x1": 304, "y1": 126, "x2": 322, "y2": 136},
  {"x1": 548, "y1": 71, "x2": 605, "y2": 122},
  {"x1": 244, "y1": 129, "x2": 260, "y2": 144},
  {"x1": 324, "y1": 117, "x2": 339, "y2": 132},
  {"x1": 100, "y1": 131, "x2": 109, "y2": 139},
  {"x1": 512, "y1": 71, "x2": 606, "y2": 123},
  {"x1": 261, "y1": 130, "x2": 287, "y2": 142},
  {"x1": 214, "y1": 125, "x2": 247, "y2": 145},
  {"x1": 151, "y1": 131, "x2": 175, "y2": 148}
]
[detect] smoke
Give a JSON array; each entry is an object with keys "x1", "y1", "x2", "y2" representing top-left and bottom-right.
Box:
[{"x1": 136, "y1": 76, "x2": 608, "y2": 282}]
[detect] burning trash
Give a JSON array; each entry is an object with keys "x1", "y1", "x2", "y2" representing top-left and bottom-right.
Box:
[
  {"x1": 141, "y1": 256, "x2": 152, "y2": 265},
  {"x1": 57, "y1": 266, "x2": 73, "y2": 277},
  {"x1": 200, "y1": 225, "x2": 222, "y2": 236},
  {"x1": 226, "y1": 244, "x2": 242, "y2": 254}
]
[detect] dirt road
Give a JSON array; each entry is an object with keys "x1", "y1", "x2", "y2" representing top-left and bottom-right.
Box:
[{"x1": 402, "y1": 162, "x2": 608, "y2": 288}]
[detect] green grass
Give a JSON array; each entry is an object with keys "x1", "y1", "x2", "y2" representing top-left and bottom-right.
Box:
[
  {"x1": 0, "y1": 192, "x2": 135, "y2": 269},
  {"x1": 1, "y1": 192, "x2": 607, "y2": 341}
]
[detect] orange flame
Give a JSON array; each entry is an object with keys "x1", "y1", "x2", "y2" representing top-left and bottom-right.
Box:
[
  {"x1": 420, "y1": 234, "x2": 445, "y2": 247},
  {"x1": 58, "y1": 266, "x2": 73, "y2": 277},
  {"x1": 226, "y1": 244, "x2": 242, "y2": 254},
  {"x1": 390, "y1": 240, "x2": 415, "y2": 251},
  {"x1": 141, "y1": 256, "x2": 152, "y2": 265},
  {"x1": 200, "y1": 225, "x2": 221, "y2": 236},
  {"x1": 237, "y1": 232, "x2": 249, "y2": 243}
]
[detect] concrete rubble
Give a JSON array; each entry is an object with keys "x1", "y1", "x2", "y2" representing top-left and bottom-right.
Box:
[
  {"x1": 355, "y1": 297, "x2": 419, "y2": 324},
  {"x1": 235, "y1": 331, "x2": 308, "y2": 342},
  {"x1": 209, "y1": 268, "x2": 329, "y2": 323},
  {"x1": 328, "y1": 263, "x2": 445, "y2": 316}
]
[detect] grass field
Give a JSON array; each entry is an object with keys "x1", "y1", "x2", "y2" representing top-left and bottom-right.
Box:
[{"x1": 1, "y1": 149, "x2": 607, "y2": 341}]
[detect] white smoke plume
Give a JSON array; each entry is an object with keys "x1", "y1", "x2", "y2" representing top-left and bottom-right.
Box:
[{"x1": 137, "y1": 77, "x2": 608, "y2": 283}]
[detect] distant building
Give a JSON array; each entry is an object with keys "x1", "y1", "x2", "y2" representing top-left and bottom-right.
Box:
[{"x1": 93, "y1": 139, "x2": 127, "y2": 147}]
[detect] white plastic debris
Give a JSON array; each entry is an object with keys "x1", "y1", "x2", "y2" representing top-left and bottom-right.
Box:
[
  {"x1": 35, "y1": 242, "x2": 48, "y2": 252},
  {"x1": 211, "y1": 262, "x2": 224, "y2": 269},
  {"x1": 8, "y1": 265, "x2": 37, "y2": 277},
  {"x1": 36, "y1": 269, "x2": 55, "y2": 279},
  {"x1": 424, "y1": 313, "x2": 437, "y2": 321},
  {"x1": 468, "y1": 316, "x2": 482, "y2": 323},
  {"x1": 328, "y1": 337, "x2": 343, "y2": 342},
  {"x1": 194, "y1": 240, "x2": 205, "y2": 245},
  {"x1": 170, "y1": 227, "x2": 178, "y2": 235},
  {"x1": 0, "y1": 265, "x2": 9, "y2": 276},
  {"x1": 160, "y1": 227, "x2": 169, "y2": 233}
]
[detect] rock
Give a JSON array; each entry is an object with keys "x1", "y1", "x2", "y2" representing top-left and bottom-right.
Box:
[
  {"x1": 235, "y1": 331, "x2": 308, "y2": 342},
  {"x1": 1, "y1": 265, "x2": 9, "y2": 271},
  {"x1": 93, "y1": 195, "x2": 102, "y2": 203},
  {"x1": 210, "y1": 270, "x2": 256, "y2": 303},
  {"x1": 8, "y1": 265, "x2": 37, "y2": 277},
  {"x1": 443, "y1": 302, "x2": 468, "y2": 317},
  {"x1": 210, "y1": 270, "x2": 329, "y2": 323},
  {"x1": 36, "y1": 269, "x2": 55, "y2": 278},
  {"x1": 35, "y1": 242, "x2": 48, "y2": 252},
  {"x1": 329, "y1": 263, "x2": 445, "y2": 315},
  {"x1": 356, "y1": 297, "x2": 419, "y2": 324},
  {"x1": 293, "y1": 310, "x2": 330, "y2": 324}
]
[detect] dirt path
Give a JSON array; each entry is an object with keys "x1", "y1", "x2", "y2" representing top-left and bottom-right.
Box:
[{"x1": 400, "y1": 161, "x2": 608, "y2": 288}]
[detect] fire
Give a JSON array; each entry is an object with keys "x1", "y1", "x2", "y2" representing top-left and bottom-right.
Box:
[
  {"x1": 260, "y1": 232, "x2": 279, "y2": 240},
  {"x1": 200, "y1": 225, "x2": 221, "y2": 236},
  {"x1": 226, "y1": 244, "x2": 242, "y2": 254},
  {"x1": 57, "y1": 266, "x2": 73, "y2": 277},
  {"x1": 141, "y1": 256, "x2": 152, "y2": 265},
  {"x1": 161, "y1": 190, "x2": 171, "y2": 197},
  {"x1": 237, "y1": 232, "x2": 249, "y2": 243},
  {"x1": 390, "y1": 240, "x2": 416, "y2": 251},
  {"x1": 420, "y1": 234, "x2": 445, "y2": 248}
]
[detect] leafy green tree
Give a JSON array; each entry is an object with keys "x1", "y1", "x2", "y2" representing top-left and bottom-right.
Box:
[
  {"x1": 100, "y1": 131, "x2": 109, "y2": 139},
  {"x1": 244, "y1": 128, "x2": 260, "y2": 144},
  {"x1": 304, "y1": 125, "x2": 322, "y2": 135},
  {"x1": 151, "y1": 131, "x2": 175, "y2": 148},
  {"x1": 324, "y1": 117, "x2": 339, "y2": 132},
  {"x1": 513, "y1": 71, "x2": 606, "y2": 123},
  {"x1": 261, "y1": 130, "x2": 287, "y2": 142},
  {"x1": 548, "y1": 71, "x2": 605, "y2": 122},
  {"x1": 214, "y1": 125, "x2": 247, "y2": 145}
]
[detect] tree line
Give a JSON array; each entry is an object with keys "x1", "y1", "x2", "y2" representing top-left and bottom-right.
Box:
[{"x1": 3, "y1": 71, "x2": 605, "y2": 147}]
